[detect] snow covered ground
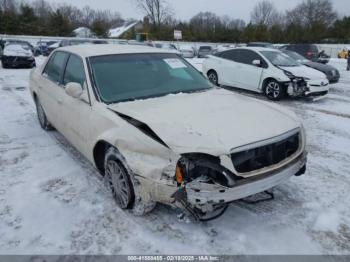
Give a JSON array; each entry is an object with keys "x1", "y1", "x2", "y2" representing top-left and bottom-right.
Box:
[{"x1": 0, "y1": 57, "x2": 349, "y2": 255}]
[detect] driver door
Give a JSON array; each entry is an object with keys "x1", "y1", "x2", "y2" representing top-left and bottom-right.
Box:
[{"x1": 59, "y1": 54, "x2": 92, "y2": 156}]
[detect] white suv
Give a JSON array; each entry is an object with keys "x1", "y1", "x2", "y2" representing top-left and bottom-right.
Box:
[{"x1": 203, "y1": 47, "x2": 329, "y2": 100}]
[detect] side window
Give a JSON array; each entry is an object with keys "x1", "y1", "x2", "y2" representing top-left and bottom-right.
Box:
[
  {"x1": 221, "y1": 50, "x2": 239, "y2": 62},
  {"x1": 236, "y1": 50, "x2": 266, "y2": 67},
  {"x1": 43, "y1": 51, "x2": 68, "y2": 83},
  {"x1": 63, "y1": 55, "x2": 86, "y2": 87}
]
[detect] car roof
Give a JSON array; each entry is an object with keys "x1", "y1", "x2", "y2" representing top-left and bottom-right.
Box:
[{"x1": 57, "y1": 44, "x2": 177, "y2": 57}]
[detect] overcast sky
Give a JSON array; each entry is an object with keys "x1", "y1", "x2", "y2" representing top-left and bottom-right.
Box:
[{"x1": 46, "y1": 0, "x2": 350, "y2": 21}]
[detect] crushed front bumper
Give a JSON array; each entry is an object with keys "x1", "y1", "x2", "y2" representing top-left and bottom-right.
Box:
[{"x1": 183, "y1": 152, "x2": 307, "y2": 212}]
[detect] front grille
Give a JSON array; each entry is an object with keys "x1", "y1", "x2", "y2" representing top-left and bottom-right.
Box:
[{"x1": 231, "y1": 133, "x2": 300, "y2": 173}]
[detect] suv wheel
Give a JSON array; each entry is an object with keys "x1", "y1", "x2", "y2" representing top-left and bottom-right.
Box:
[
  {"x1": 264, "y1": 80, "x2": 285, "y2": 101},
  {"x1": 208, "y1": 71, "x2": 219, "y2": 86},
  {"x1": 104, "y1": 148, "x2": 135, "y2": 209}
]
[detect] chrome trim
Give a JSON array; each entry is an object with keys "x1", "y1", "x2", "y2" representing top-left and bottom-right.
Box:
[{"x1": 230, "y1": 127, "x2": 300, "y2": 154}]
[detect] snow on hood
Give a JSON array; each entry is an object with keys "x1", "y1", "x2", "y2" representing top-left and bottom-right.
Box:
[
  {"x1": 108, "y1": 89, "x2": 300, "y2": 155},
  {"x1": 3, "y1": 44, "x2": 33, "y2": 57},
  {"x1": 280, "y1": 65, "x2": 327, "y2": 80}
]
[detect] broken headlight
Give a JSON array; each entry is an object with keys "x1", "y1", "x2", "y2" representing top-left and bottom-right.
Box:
[{"x1": 176, "y1": 153, "x2": 236, "y2": 187}]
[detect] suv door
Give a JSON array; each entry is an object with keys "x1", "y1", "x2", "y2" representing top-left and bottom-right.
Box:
[
  {"x1": 40, "y1": 51, "x2": 69, "y2": 129},
  {"x1": 233, "y1": 49, "x2": 266, "y2": 91},
  {"x1": 60, "y1": 54, "x2": 91, "y2": 154}
]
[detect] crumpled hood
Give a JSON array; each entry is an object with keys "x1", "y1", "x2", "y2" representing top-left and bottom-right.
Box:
[
  {"x1": 108, "y1": 89, "x2": 301, "y2": 155},
  {"x1": 280, "y1": 65, "x2": 327, "y2": 80}
]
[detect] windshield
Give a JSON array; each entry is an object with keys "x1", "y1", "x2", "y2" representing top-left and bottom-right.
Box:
[
  {"x1": 283, "y1": 50, "x2": 309, "y2": 62},
  {"x1": 261, "y1": 51, "x2": 300, "y2": 67},
  {"x1": 90, "y1": 53, "x2": 212, "y2": 103}
]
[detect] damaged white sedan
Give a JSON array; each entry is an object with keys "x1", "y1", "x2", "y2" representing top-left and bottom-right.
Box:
[{"x1": 30, "y1": 45, "x2": 307, "y2": 220}]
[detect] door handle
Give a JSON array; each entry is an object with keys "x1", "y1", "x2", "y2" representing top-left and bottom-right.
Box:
[
  {"x1": 38, "y1": 85, "x2": 43, "y2": 89},
  {"x1": 57, "y1": 99, "x2": 63, "y2": 105}
]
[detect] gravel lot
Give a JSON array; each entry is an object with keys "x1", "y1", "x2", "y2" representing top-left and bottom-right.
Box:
[{"x1": 0, "y1": 57, "x2": 349, "y2": 255}]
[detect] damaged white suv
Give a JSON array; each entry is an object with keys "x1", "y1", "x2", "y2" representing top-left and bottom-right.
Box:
[{"x1": 30, "y1": 45, "x2": 307, "y2": 220}]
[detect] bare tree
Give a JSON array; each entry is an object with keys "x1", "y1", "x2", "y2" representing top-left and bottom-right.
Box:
[
  {"x1": 134, "y1": 0, "x2": 173, "y2": 26},
  {"x1": 0, "y1": 0, "x2": 18, "y2": 12},
  {"x1": 286, "y1": 0, "x2": 337, "y2": 27},
  {"x1": 251, "y1": 0, "x2": 278, "y2": 26}
]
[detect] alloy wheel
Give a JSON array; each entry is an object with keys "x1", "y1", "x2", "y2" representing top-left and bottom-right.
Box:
[
  {"x1": 105, "y1": 160, "x2": 132, "y2": 209},
  {"x1": 265, "y1": 81, "x2": 281, "y2": 100}
]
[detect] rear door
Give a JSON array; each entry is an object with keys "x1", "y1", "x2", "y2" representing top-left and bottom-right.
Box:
[
  {"x1": 39, "y1": 51, "x2": 69, "y2": 129},
  {"x1": 233, "y1": 49, "x2": 266, "y2": 91}
]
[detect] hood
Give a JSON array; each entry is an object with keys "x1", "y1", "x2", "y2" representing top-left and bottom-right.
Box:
[
  {"x1": 303, "y1": 61, "x2": 336, "y2": 73},
  {"x1": 108, "y1": 89, "x2": 300, "y2": 155},
  {"x1": 3, "y1": 44, "x2": 33, "y2": 57},
  {"x1": 280, "y1": 65, "x2": 327, "y2": 80}
]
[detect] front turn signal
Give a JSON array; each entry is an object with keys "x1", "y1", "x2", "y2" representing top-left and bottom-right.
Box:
[{"x1": 175, "y1": 165, "x2": 184, "y2": 184}]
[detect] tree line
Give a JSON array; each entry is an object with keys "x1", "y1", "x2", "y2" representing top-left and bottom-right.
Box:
[{"x1": 1, "y1": 0, "x2": 350, "y2": 43}]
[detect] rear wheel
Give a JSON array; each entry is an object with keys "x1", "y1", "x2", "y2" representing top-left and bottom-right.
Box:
[
  {"x1": 35, "y1": 98, "x2": 53, "y2": 130},
  {"x1": 104, "y1": 148, "x2": 135, "y2": 209},
  {"x1": 264, "y1": 80, "x2": 285, "y2": 101},
  {"x1": 207, "y1": 70, "x2": 218, "y2": 86}
]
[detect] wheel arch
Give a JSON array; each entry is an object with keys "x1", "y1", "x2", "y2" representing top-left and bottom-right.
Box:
[
  {"x1": 262, "y1": 77, "x2": 281, "y2": 91},
  {"x1": 93, "y1": 140, "x2": 114, "y2": 175}
]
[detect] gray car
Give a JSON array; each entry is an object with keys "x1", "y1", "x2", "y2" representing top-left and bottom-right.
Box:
[{"x1": 282, "y1": 50, "x2": 340, "y2": 84}]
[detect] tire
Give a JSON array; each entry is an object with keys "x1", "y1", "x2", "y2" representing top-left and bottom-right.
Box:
[
  {"x1": 1, "y1": 61, "x2": 9, "y2": 69},
  {"x1": 207, "y1": 70, "x2": 219, "y2": 86},
  {"x1": 264, "y1": 79, "x2": 285, "y2": 101},
  {"x1": 104, "y1": 147, "x2": 135, "y2": 209},
  {"x1": 35, "y1": 98, "x2": 53, "y2": 130}
]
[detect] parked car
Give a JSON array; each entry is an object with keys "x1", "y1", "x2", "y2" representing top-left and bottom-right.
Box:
[
  {"x1": 34, "y1": 41, "x2": 57, "y2": 56},
  {"x1": 155, "y1": 43, "x2": 177, "y2": 50},
  {"x1": 247, "y1": 42, "x2": 274, "y2": 48},
  {"x1": 47, "y1": 42, "x2": 60, "y2": 55},
  {"x1": 128, "y1": 40, "x2": 154, "y2": 47},
  {"x1": 2, "y1": 39, "x2": 34, "y2": 54},
  {"x1": 1, "y1": 43, "x2": 36, "y2": 68},
  {"x1": 59, "y1": 39, "x2": 108, "y2": 47},
  {"x1": 179, "y1": 45, "x2": 196, "y2": 58},
  {"x1": 197, "y1": 45, "x2": 213, "y2": 58},
  {"x1": 203, "y1": 47, "x2": 329, "y2": 100},
  {"x1": 280, "y1": 44, "x2": 328, "y2": 64},
  {"x1": 282, "y1": 50, "x2": 340, "y2": 84},
  {"x1": 29, "y1": 45, "x2": 307, "y2": 220}
]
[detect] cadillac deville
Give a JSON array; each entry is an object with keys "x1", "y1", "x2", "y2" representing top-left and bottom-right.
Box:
[{"x1": 30, "y1": 45, "x2": 307, "y2": 220}]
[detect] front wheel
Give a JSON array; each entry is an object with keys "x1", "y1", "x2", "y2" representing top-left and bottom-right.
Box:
[
  {"x1": 104, "y1": 148, "x2": 135, "y2": 209},
  {"x1": 264, "y1": 80, "x2": 285, "y2": 101},
  {"x1": 207, "y1": 71, "x2": 219, "y2": 86},
  {"x1": 35, "y1": 98, "x2": 53, "y2": 130}
]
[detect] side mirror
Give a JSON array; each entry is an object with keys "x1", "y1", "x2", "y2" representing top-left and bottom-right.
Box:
[
  {"x1": 65, "y1": 82, "x2": 83, "y2": 99},
  {"x1": 252, "y1": 59, "x2": 262, "y2": 66}
]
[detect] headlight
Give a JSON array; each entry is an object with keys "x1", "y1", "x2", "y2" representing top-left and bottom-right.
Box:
[{"x1": 284, "y1": 70, "x2": 295, "y2": 79}]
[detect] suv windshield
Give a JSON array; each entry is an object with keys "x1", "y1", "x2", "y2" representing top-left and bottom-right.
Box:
[
  {"x1": 261, "y1": 51, "x2": 300, "y2": 67},
  {"x1": 90, "y1": 53, "x2": 212, "y2": 103}
]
